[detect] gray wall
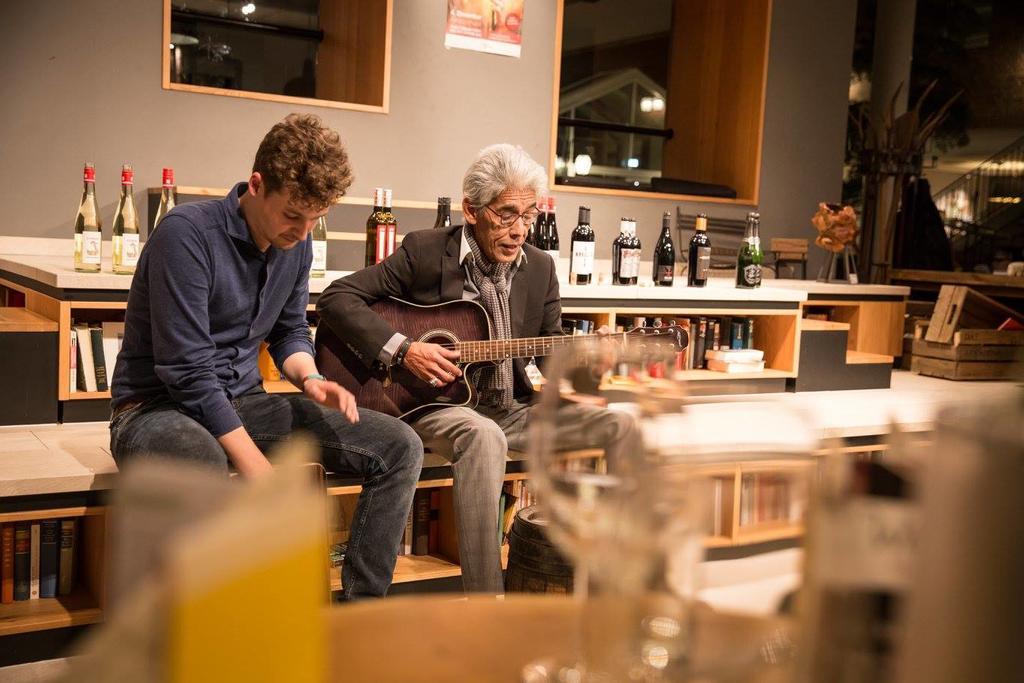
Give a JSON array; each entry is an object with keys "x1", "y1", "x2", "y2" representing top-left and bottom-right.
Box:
[{"x1": 0, "y1": 0, "x2": 856, "y2": 276}]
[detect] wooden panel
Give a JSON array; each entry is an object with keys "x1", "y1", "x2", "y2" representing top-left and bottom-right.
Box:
[
  {"x1": 953, "y1": 329, "x2": 1024, "y2": 346},
  {"x1": 800, "y1": 318, "x2": 850, "y2": 331},
  {"x1": 438, "y1": 487, "x2": 461, "y2": 566},
  {"x1": 912, "y1": 356, "x2": 1024, "y2": 380},
  {"x1": 846, "y1": 350, "x2": 894, "y2": 365},
  {"x1": 912, "y1": 339, "x2": 1022, "y2": 362},
  {"x1": 81, "y1": 511, "x2": 107, "y2": 610},
  {"x1": 0, "y1": 308, "x2": 57, "y2": 332},
  {"x1": 662, "y1": 0, "x2": 772, "y2": 201},
  {"x1": 317, "y1": 0, "x2": 391, "y2": 108},
  {"x1": 755, "y1": 314, "x2": 799, "y2": 373},
  {"x1": 814, "y1": 299, "x2": 906, "y2": 357}
]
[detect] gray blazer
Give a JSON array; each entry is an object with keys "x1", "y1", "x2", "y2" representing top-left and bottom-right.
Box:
[{"x1": 316, "y1": 224, "x2": 563, "y2": 401}]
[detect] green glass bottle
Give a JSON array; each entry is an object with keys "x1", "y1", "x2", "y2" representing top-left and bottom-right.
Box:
[{"x1": 736, "y1": 211, "x2": 763, "y2": 288}]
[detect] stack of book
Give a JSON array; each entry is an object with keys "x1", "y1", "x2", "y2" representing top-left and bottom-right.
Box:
[
  {"x1": 1, "y1": 519, "x2": 77, "y2": 603},
  {"x1": 703, "y1": 348, "x2": 766, "y2": 373}
]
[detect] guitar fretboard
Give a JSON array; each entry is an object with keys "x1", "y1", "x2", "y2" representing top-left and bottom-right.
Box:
[{"x1": 456, "y1": 333, "x2": 625, "y2": 363}]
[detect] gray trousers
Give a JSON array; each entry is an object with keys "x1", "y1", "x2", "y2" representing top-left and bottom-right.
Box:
[{"x1": 409, "y1": 400, "x2": 639, "y2": 594}]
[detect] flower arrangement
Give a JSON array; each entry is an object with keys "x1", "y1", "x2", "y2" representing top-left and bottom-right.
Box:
[{"x1": 811, "y1": 203, "x2": 859, "y2": 253}]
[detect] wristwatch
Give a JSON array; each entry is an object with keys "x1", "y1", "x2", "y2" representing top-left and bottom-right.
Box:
[{"x1": 302, "y1": 373, "x2": 327, "y2": 384}]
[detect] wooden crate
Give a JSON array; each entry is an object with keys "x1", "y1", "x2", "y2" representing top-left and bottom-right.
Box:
[
  {"x1": 925, "y1": 285, "x2": 1024, "y2": 344},
  {"x1": 912, "y1": 323, "x2": 1024, "y2": 380}
]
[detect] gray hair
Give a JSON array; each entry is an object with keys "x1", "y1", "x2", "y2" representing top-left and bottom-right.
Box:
[{"x1": 462, "y1": 143, "x2": 547, "y2": 207}]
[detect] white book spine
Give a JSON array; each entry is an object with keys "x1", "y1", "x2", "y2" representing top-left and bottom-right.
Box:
[{"x1": 69, "y1": 329, "x2": 78, "y2": 393}]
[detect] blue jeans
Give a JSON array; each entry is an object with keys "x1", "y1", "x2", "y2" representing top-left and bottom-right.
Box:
[{"x1": 109, "y1": 389, "x2": 424, "y2": 599}]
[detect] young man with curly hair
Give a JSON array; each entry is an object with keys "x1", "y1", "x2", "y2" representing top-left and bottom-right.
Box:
[{"x1": 109, "y1": 114, "x2": 423, "y2": 599}]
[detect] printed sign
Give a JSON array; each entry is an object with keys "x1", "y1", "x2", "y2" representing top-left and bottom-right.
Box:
[{"x1": 445, "y1": 0, "x2": 525, "y2": 58}]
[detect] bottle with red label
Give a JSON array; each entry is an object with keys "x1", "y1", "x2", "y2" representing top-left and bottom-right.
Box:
[
  {"x1": 73, "y1": 163, "x2": 102, "y2": 273},
  {"x1": 111, "y1": 164, "x2": 140, "y2": 275}
]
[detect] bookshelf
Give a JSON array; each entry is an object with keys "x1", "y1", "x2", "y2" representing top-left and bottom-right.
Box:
[{"x1": 0, "y1": 506, "x2": 106, "y2": 638}]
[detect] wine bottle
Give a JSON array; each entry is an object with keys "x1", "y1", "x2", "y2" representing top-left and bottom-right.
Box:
[
  {"x1": 545, "y1": 196, "x2": 560, "y2": 263},
  {"x1": 687, "y1": 213, "x2": 711, "y2": 287},
  {"x1": 653, "y1": 211, "x2": 676, "y2": 287},
  {"x1": 527, "y1": 196, "x2": 542, "y2": 247},
  {"x1": 364, "y1": 188, "x2": 384, "y2": 267},
  {"x1": 612, "y1": 218, "x2": 641, "y2": 286},
  {"x1": 432, "y1": 196, "x2": 452, "y2": 230},
  {"x1": 111, "y1": 164, "x2": 140, "y2": 275},
  {"x1": 151, "y1": 167, "x2": 176, "y2": 236},
  {"x1": 736, "y1": 211, "x2": 763, "y2": 288},
  {"x1": 311, "y1": 215, "x2": 327, "y2": 278},
  {"x1": 73, "y1": 163, "x2": 102, "y2": 273},
  {"x1": 568, "y1": 206, "x2": 595, "y2": 285},
  {"x1": 382, "y1": 188, "x2": 398, "y2": 261}
]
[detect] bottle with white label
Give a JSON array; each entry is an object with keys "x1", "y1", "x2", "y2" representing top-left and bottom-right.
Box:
[
  {"x1": 311, "y1": 215, "x2": 328, "y2": 277},
  {"x1": 111, "y1": 164, "x2": 140, "y2": 275},
  {"x1": 544, "y1": 196, "x2": 560, "y2": 263},
  {"x1": 73, "y1": 163, "x2": 102, "y2": 273},
  {"x1": 612, "y1": 218, "x2": 641, "y2": 285},
  {"x1": 569, "y1": 205, "x2": 595, "y2": 285}
]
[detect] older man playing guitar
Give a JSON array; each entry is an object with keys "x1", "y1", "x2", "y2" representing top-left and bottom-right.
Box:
[{"x1": 316, "y1": 144, "x2": 646, "y2": 594}]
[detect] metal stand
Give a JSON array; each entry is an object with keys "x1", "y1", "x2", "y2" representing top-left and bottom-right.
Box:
[{"x1": 818, "y1": 245, "x2": 859, "y2": 284}]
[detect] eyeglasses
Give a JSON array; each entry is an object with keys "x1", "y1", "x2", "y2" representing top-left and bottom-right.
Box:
[{"x1": 482, "y1": 204, "x2": 540, "y2": 228}]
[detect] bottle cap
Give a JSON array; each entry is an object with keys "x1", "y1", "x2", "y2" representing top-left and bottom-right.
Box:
[
  {"x1": 162, "y1": 168, "x2": 174, "y2": 186},
  {"x1": 83, "y1": 163, "x2": 95, "y2": 182},
  {"x1": 121, "y1": 164, "x2": 134, "y2": 185}
]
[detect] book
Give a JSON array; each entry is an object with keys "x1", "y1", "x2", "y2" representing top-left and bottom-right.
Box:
[
  {"x1": 1, "y1": 524, "x2": 13, "y2": 603},
  {"x1": 70, "y1": 328, "x2": 78, "y2": 393},
  {"x1": 101, "y1": 321, "x2": 126, "y2": 383},
  {"x1": 693, "y1": 318, "x2": 707, "y2": 369},
  {"x1": 258, "y1": 343, "x2": 281, "y2": 382},
  {"x1": 704, "y1": 348, "x2": 765, "y2": 363},
  {"x1": 428, "y1": 490, "x2": 440, "y2": 554},
  {"x1": 90, "y1": 326, "x2": 108, "y2": 392},
  {"x1": 706, "y1": 358, "x2": 765, "y2": 373},
  {"x1": 14, "y1": 523, "x2": 30, "y2": 600},
  {"x1": 30, "y1": 523, "x2": 40, "y2": 599},
  {"x1": 39, "y1": 520, "x2": 59, "y2": 598},
  {"x1": 73, "y1": 323, "x2": 98, "y2": 392},
  {"x1": 58, "y1": 519, "x2": 76, "y2": 595},
  {"x1": 402, "y1": 509, "x2": 413, "y2": 556},
  {"x1": 411, "y1": 489, "x2": 431, "y2": 556}
]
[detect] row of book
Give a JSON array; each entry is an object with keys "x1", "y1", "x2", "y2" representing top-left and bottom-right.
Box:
[
  {"x1": 1, "y1": 519, "x2": 77, "y2": 603},
  {"x1": 737, "y1": 473, "x2": 806, "y2": 528},
  {"x1": 70, "y1": 321, "x2": 124, "y2": 393},
  {"x1": 499, "y1": 480, "x2": 536, "y2": 546}
]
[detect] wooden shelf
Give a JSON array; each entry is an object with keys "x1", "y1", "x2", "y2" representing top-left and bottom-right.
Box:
[
  {"x1": 67, "y1": 390, "x2": 111, "y2": 401},
  {"x1": 330, "y1": 545, "x2": 512, "y2": 591},
  {"x1": 0, "y1": 587, "x2": 102, "y2": 637},
  {"x1": 0, "y1": 506, "x2": 106, "y2": 524},
  {"x1": 674, "y1": 368, "x2": 795, "y2": 381},
  {"x1": 734, "y1": 522, "x2": 804, "y2": 545}
]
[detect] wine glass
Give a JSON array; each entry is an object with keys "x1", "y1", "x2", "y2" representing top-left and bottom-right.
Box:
[
  {"x1": 520, "y1": 337, "x2": 704, "y2": 681},
  {"x1": 522, "y1": 336, "x2": 815, "y2": 682}
]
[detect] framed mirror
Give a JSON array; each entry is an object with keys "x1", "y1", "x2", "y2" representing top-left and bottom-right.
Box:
[
  {"x1": 162, "y1": 0, "x2": 392, "y2": 113},
  {"x1": 550, "y1": 0, "x2": 772, "y2": 203}
]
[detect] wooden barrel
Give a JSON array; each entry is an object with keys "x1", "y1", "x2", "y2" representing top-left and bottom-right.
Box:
[{"x1": 504, "y1": 505, "x2": 574, "y2": 594}]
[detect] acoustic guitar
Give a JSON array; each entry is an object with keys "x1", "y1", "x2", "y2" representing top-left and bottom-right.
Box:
[{"x1": 315, "y1": 297, "x2": 688, "y2": 420}]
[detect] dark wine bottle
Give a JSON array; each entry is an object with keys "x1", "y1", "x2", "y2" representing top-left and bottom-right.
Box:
[
  {"x1": 545, "y1": 196, "x2": 560, "y2": 262},
  {"x1": 364, "y1": 187, "x2": 384, "y2": 267},
  {"x1": 528, "y1": 196, "x2": 544, "y2": 247},
  {"x1": 432, "y1": 196, "x2": 452, "y2": 230},
  {"x1": 568, "y1": 206, "x2": 595, "y2": 285},
  {"x1": 653, "y1": 211, "x2": 676, "y2": 286},
  {"x1": 612, "y1": 218, "x2": 641, "y2": 285},
  {"x1": 687, "y1": 213, "x2": 711, "y2": 287}
]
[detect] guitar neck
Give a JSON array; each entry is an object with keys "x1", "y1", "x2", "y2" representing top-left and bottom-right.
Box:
[{"x1": 456, "y1": 333, "x2": 625, "y2": 363}]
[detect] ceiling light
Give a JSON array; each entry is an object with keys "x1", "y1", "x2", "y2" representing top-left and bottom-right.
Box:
[{"x1": 241, "y1": 3, "x2": 256, "y2": 15}]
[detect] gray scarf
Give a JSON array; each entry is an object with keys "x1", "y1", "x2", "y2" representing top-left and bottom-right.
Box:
[{"x1": 464, "y1": 229, "x2": 513, "y2": 410}]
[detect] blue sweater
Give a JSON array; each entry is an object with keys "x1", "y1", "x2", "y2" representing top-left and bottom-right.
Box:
[{"x1": 110, "y1": 183, "x2": 314, "y2": 437}]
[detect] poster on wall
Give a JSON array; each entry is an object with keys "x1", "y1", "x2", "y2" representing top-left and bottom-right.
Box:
[{"x1": 445, "y1": 0, "x2": 525, "y2": 58}]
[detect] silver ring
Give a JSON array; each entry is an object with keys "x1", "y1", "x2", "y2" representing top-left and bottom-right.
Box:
[{"x1": 428, "y1": 377, "x2": 440, "y2": 387}]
